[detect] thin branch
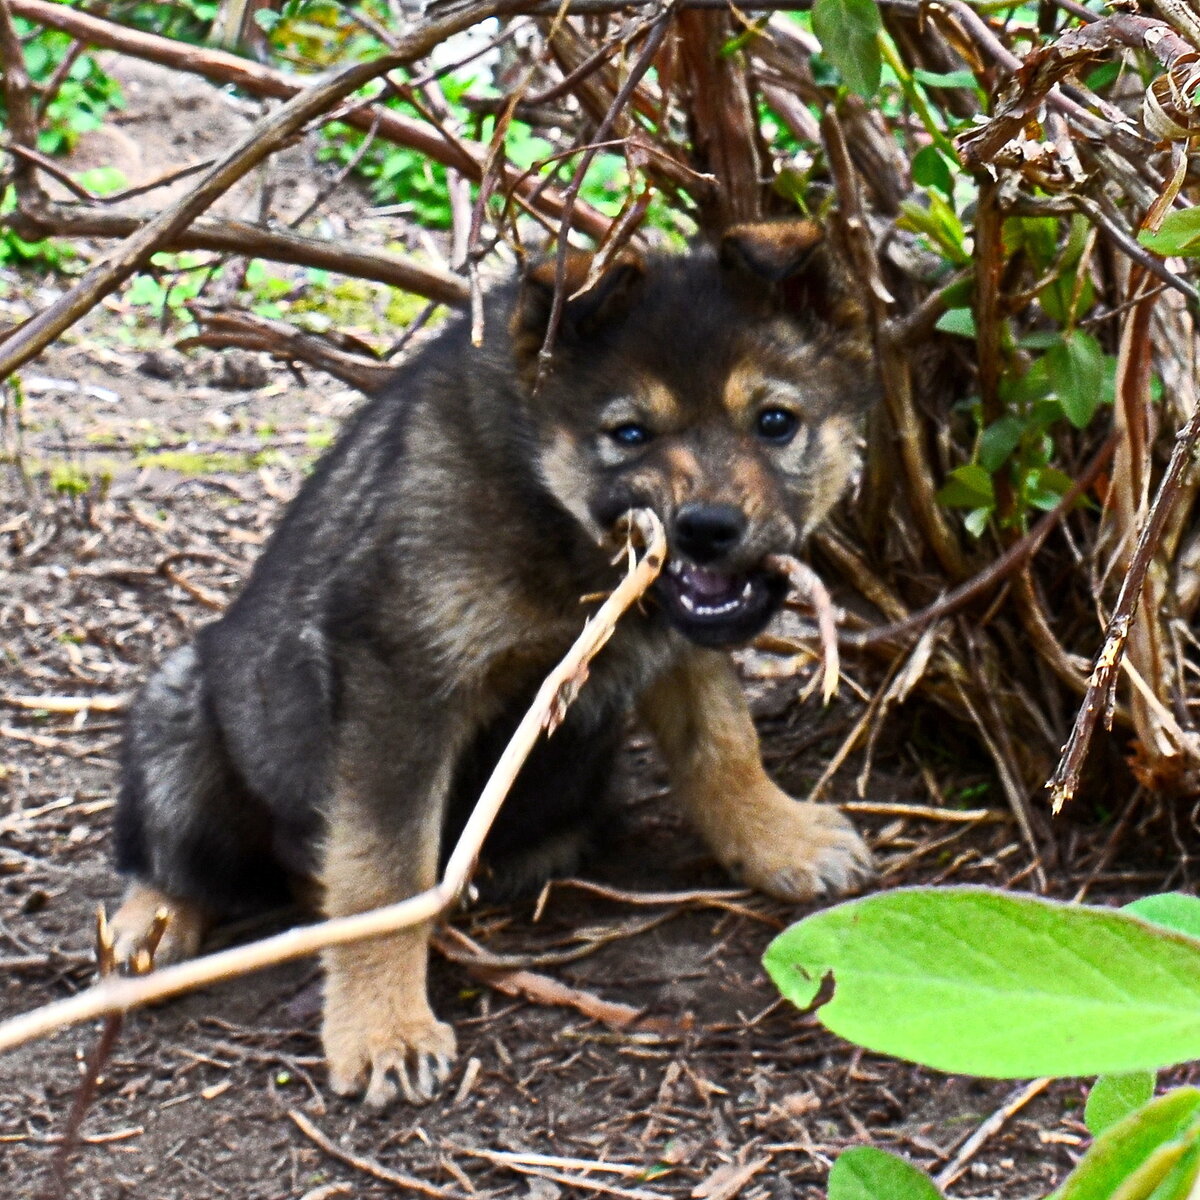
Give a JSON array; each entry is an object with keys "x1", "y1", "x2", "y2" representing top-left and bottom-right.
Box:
[
  {"x1": 1049, "y1": 407, "x2": 1200, "y2": 811},
  {"x1": 15, "y1": 199, "x2": 471, "y2": 308}
]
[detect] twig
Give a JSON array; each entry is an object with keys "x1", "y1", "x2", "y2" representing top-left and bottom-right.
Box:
[
  {"x1": 820, "y1": 104, "x2": 968, "y2": 580},
  {"x1": 839, "y1": 800, "x2": 1009, "y2": 823},
  {"x1": 0, "y1": 511, "x2": 665, "y2": 1054},
  {"x1": 288, "y1": 1109, "x2": 465, "y2": 1199},
  {"x1": 452, "y1": 1145, "x2": 670, "y2": 1200},
  {"x1": 935, "y1": 1078, "x2": 1051, "y2": 1189},
  {"x1": 18, "y1": 201, "x2": 471, "y2": 308},
  {"x1": 1049, "y1": 400, "x2": 1200, "y2": 811},
  {"x1": 1, "y1": 693, "x2": 128, "y2": 714},
  {"x1": 766, "y1": 555, "x2": 839, "y2": 701},
  {"x1": 181, "y1": 310, "x2": 395, "y2": 394}
]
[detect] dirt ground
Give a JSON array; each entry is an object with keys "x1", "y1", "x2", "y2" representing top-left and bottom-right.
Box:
[{"x1": 1, "y1": 52, "x2": 1196, "y2": 1200}]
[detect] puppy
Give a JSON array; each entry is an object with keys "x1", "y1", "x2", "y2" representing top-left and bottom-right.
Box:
[{"x1": 110, "y1": 220, "x2": 877, "y2": 1106}]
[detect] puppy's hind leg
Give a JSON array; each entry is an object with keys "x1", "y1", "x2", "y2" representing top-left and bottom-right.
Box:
[
  {"x1": 110, "y1": 644, "x2": 284, "y2": 970},
  {"x1": 107, "y1": 881, "x2": 208, "y2": 974}
]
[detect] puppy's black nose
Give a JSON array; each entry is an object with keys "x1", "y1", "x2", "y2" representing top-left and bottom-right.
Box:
[{"x1": 674, "y1": 503, "x2": 747, "y2": 563}]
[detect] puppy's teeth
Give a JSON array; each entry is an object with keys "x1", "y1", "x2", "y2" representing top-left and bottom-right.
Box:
[{"x1": 741, "y1": 581, "x2": 753, "y2": 599}]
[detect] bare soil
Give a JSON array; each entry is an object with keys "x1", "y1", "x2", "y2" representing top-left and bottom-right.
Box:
[{"x1": 1, "y1": 53, "x2": 1195, "y2": 1200}]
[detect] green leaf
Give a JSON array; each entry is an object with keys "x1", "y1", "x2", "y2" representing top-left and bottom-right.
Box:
[
  {"x1": 912, "y1": 146, "x2": 954, "y2": 198},
  {"x1": 827, "y1": 1147, "x2": 943, "y2": 1200},
  {"x1": 1046, "y1": 331, "x2": 1106, "y2": 429},
  {"x1": 935, "y1": 308, "x2": 976, "y2": 338},
  {"x1": 812, "y1": 0, "x2": 882, "y2": 97},
  {"x1": 978, "y1": 416, "x2": 1023, "y2": 472},
  {"x1": 1140, "y1": 209, "x2": 1200, "y2": 257},
  {"x1": 912, "y1": 67, "x2": 979, "y2": 90},
  {"x1": 937, "y1": 464, "x2": 993, "y2": 508},
  {"x1": 763, "y1": 888, "x2": 1200, "y2": 1077},
  {"x1": 77, "y1": 166, "x2": 127, "y2": 196},
  {"x1": 1058, "y1": 1089, "x2": 1200, "y2": 1200},
  {"x1": 1087, "y1": 1073, "x2": 1157, "y2": 1136},
  {"x1": 1024, "y1": 466, "x2": 1074, "y2": 512},
  {"x1": 1125, "y1": 894, "x2": 1200, "y2": 941},
  {"x1": 1144, "y1": 1138, "x2": 1200, "y2": 1200}
]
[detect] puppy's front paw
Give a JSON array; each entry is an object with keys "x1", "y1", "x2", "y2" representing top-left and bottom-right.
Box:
[
  {"x1": 322, "y1": 945, "x2": 456, "y2": 1107},
  {"x1": 718, "y1": 787, "x2": 874, "y2": 902}
]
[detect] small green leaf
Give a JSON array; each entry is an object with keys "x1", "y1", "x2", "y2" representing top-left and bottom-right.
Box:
[
  {"x1": 1058, "y1": 1089, "x2": 1200, "y2": 1200},
  {"x1": 912, "y1": 146, "x2": 954, "y2": 198},
  {"x1": 935, "y1": 308, "x2": 976, "y2": 338},
  {"x1": 828, "y1": 1147, "x2": 943, "y2": 1200},
  {"x1": 937, "y1": 464, "x2": 993, "y2": 508},
  {"x1": 1045, "y1": 332, "x2": 1106, "y2": 429},
  {"x1": 1125, "y1": 894, "x2": 1200, "y2": 941},
  {"x1": 1086, "y1": 1073, "x2": 1157, "y2": 1136},
  {"x1": 764, "y1": 888, "x2": 1200, "y2": 1077},
  {"x1": 1023, "y1": 466, "x2": 1074, "y2": 512},
  {"x1": 77, "y1": 166, "x2": 127, "y2": 196},
  {"x1": 1140, "y1": 209, "x2": 1200, "y2": 257},
  {"x1": 912, "y1": 67, "x2": 979, "y2": 90},
  {"x1": 978, "y1": 416, "x2": 1023, "y2": 472},
  {"x1": 812, "y1": 0, "x2": 882, "y2": 97}
]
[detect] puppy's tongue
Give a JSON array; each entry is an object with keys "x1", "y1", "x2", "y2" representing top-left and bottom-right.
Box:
[{"x1": 678, "y1": 563, "x2": 737, "y2": 599}]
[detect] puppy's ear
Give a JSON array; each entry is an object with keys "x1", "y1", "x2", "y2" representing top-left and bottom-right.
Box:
[
  {"x1": 513, "y1": 248, "x2": 645, "y2": 362},
  {"x1": 720, "y1": 219, "x2": 824, "y2": 281},
  {"x1": 721, "y1": 219, "x2": 863, "y2": 328}
]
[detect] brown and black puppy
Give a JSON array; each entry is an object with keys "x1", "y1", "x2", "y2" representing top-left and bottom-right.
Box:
[{"x1": 109, "y1": 220, "x2": 878, "y2": 1107}]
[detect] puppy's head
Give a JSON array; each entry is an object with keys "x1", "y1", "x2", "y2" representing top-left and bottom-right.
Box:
[{"x1": 515, "y1": 221, "x2": 878, "y2": 648}]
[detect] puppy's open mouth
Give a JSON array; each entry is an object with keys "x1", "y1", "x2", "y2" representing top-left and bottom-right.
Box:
[{"x1": 654, "y1": 558, "x2": 788, "y2": 648}]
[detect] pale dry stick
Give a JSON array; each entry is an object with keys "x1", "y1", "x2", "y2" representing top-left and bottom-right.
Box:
[
  {"x1": 452, "y1": 1146, "x2": 669, "y2": 1200},
  {"x1": 451, "y1": 1147, "x2": 648, "y2": 1178},
  {"x1": 766, "y1": 554, "x2": 839, "y2": 702},
  {"x1": 935, "y1": 1077, "x2": 1051, "y2": 1190},
  {"x1": 0, "y1": 510, "x2": 666, "y2": 1056},
  {"x1": 840, "y1": 799, "x2": 1009, "y2": 823},
  {"x1": 1, "y1": 694, "x2": 128, "y2": 714}
]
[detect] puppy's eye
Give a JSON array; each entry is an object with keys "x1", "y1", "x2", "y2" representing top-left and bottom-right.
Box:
[
  {"x1": 756, "y1": 407, "x2": 799, "y2": 444},
  {"x1": 608, "y1": 422, "x2": 653, "y2": 448}
]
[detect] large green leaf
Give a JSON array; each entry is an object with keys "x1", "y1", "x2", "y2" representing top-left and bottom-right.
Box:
[
  {"x1": 763, "y1": 888, "x2": 1200, "y2": 1077},
  {"x1": 1055, "y1": 1089, "x2": 1200, "y2": 1200},
  {"x1": 1086, "y1": 1073, "x2": 1157, "y2": 1137},
  {"x1": 827, "y1": 1147, "x2": 942, "y2": 1200},
  {"x1": 812, "y1": 0, "x2": 882, "y2": 97},
  {"x1": 1125, "y1": 894, "x2": 1200, "y2": 941}
]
